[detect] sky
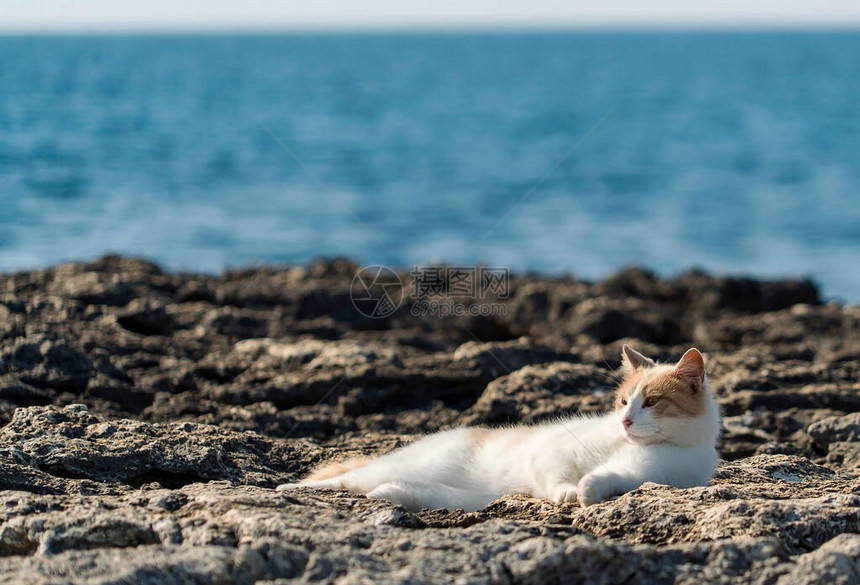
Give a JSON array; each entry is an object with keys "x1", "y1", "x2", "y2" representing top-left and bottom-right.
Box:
[{"x1": 2, "y1": 0, "x2": 860, "y2": 32}]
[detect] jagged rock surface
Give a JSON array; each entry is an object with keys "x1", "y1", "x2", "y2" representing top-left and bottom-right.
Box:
[{"x1": 0, "y1": 257, "x2": 858, "y2": 584}]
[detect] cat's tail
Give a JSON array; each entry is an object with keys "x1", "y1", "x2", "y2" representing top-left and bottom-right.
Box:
[
  {"x1": 276, "y1": 456, "x2": 373, "y2": 493},
  {"x1": 303, "y1": 456, "x2": 371, "y2": 483}
]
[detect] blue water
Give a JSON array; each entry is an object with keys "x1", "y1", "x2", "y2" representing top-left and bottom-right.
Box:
[{"x1": 1, "y1": 32, "x2": 859, "y2": 301}]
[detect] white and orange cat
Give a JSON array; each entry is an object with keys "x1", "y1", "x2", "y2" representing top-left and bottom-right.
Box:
[{"x1": 277, "y1": 346, "x2": 721, "y2": 511}]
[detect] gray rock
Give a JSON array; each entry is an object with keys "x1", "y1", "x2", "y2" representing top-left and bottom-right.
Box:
[
  {"x1": 453, "y1": 336, "x2": 575, "y2": 378},
  {"x1": 0, "y1": 404, "x2": 320, "y2": 493},
  {"x1": 808, "y1": 413, "x2": 860, "y2": 447},
  {"x1": 0, "y1": 336, "x2": 94, "y2": 394},
  {"x1": 777, "y1": 534, "x2": 860, "y2": 585},
  {"x1": 461, "y1": 362, "x2": 610, "y2": 425},
  {"x1": 116, "y1": 299, "x2": 176, "y2": 336},
  {"x1": 0, "y1": 256, "x2": 859, "y2": 584},
  {"x1": 0, "y1": 473, "x2": 855, "y2": 584}
]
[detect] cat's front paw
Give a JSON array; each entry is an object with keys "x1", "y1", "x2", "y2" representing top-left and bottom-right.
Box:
[
  {"x1": 577, "y1": 475, "x2": 606, "y2": 507},
  {"x1": 550, "y1": 482, "x2": 579, "y2": 504},
  {"x1": 275, "y1": 482, "x2": 300, "y2": 492},
  {"x1": 367, "y1": 482, "x2": 417, "y2": 509}
]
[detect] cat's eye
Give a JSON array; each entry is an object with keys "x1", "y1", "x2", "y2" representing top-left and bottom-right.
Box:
[
  {"x1": 644, "y1": 397, "x2": 660, "y2": 408},
  {"x1": 620, "y1": 398, "x2": 628, "y2": 405}
]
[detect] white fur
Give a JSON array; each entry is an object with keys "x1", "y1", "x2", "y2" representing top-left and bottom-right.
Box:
[{"x1": 278, "y1": 368, "x2": 721, "y2": 511}]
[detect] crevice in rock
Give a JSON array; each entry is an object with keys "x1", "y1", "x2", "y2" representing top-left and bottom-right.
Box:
[
  {"x1": 125, "y1": 469, "x2": 207, "y2": 489},
  {"x1": 35, "y1": 464, "x2": 92, "y2": 481}
]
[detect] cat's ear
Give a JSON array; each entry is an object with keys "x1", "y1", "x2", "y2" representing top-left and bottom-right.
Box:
[
  {"x1": 674, "y1": 348, "x2": 705, "y2": 390},
  {"x1": 621, "y1": 345, "x2": 655, "y2": 374}
]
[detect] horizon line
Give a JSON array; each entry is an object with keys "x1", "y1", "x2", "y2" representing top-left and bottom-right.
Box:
[{"x1": 2, "y1": 21, "x2": 860, "y2": 36}]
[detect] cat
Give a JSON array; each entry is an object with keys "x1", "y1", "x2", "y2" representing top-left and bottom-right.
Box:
[{"x1": 277, "y1": 345, "x2": 721, "y2": 511}]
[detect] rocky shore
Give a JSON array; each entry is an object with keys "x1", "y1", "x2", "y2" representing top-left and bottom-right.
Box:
[{"x1": 0, "y1": 256, "x2": 858, "y2": 584}]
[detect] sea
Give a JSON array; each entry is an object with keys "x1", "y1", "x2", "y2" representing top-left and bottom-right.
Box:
[{"x1": 1, "y1": 32, "x2": 858, "y2": 301}]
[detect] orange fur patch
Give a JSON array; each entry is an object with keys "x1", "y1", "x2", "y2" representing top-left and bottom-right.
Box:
[
  {"x1": 615, "y1": 355, "x2": 707, "y2": 418},
  {"x1": 466, "y1": 427, "x2": 496, "y2": 447},
  {"x1": 646, "y1": 372, "x2": 706, "y2": 418},
  {"x1": 305, "y1": 456, "x2": 371, "y2": 482}
]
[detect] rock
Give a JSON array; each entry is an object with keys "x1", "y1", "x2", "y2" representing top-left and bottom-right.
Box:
[
  {"x1": 0, "y1": 475, "x2": 855, "y2": 584},
  {"x1": 500, "y1": 535, "x2": 789, "y2": 585},
  {"x1": 0, "y1": 255, "x2": 858, "y2": 584},
  {"x1": 823, "y1": 442, "x2": 860, "y2": 472},
  {"x1": 0, "y1": 404, "x2": 320, "y2": 493},
  {"x1": 569, "y1": 456, "x2": 859, "y2": 555},
  {"x1": 194, "y1": 308, "x2": 269, "y2": 340},
  {"x1": 116, "y1": 299, "x2": 176, "y2": 336},
  {"x1": 453, "y1": 336, "x2": 575, "y2": 378},
  {"x1": 592, "y1": 266, "x2": 674, "y2": 300},
  {"x1": 808, "y1": 413, "x2": 860, "y2": 447},
  {"x1": 461, "y1": 362, "x2": 610, "y2": 425},
  {"x1": 0, "y1": 336, "x2": 93, "y2": 394},
  {"x1": 565, "y1": 298, "x2": 680, "y2": 345},
  {"x1": 692, "y1": 304, "x2": 851, "y2": 347},
  {"x1": 0, "y1": 541, "x2": 304, "y2": 585},
  {"x1": 0, "y1": 302, "x2": 25, "y2": 340},
  {"x1": 48, "y1": 269, "x2": 136, "y2": 307},
  {"x1": 674, "y1": 271, "x2": 820, "y2": 315},
  {"x1": 777, "y1": 533, "x2": 860, "y2": 585}
]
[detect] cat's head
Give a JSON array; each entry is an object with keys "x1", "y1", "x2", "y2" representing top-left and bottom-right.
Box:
[{"x1": 614, "y1": 345, "x2": 719, "y2": 447}]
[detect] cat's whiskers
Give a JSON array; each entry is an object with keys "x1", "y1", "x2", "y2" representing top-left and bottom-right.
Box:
[{"x1": 595, "y1": 366, "x2": 624, "y2": 385}]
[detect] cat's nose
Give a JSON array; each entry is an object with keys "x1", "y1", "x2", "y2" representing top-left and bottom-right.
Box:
[{"x1": 622, "y1": 418, "x2": 633, "y2": 429}]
